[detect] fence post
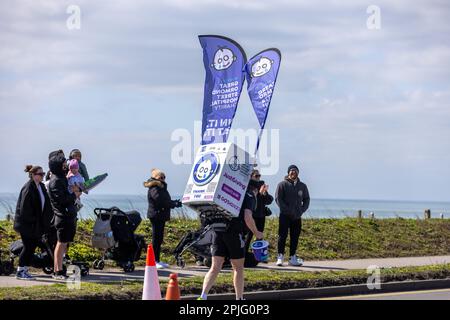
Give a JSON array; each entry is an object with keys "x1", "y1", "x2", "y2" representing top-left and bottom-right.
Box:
[{"x1": 357, "y1": 210, "x2": 363, "y2": 219}]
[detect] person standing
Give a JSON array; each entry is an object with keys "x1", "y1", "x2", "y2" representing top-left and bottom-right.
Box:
[
  {"x1": 144, "y1": 168, "x2": 181, "y2": 269},
  {"x1": 275, "y1": 164, "x2": 310, "y2": 266},
  {"x1": 199, "y1": 180, "x2": 263, "y2": 300},
  {"x1": 48, "y1": 153, "x2": 80, "y2": 280},
  {"x1": 69, "y1": 149, "x2": 89, "y2": 181},
  {"x1": 14, "y1": 165, "x2": 53, "y2": 280},
  {"x1": 244, "y1": 169, "x2": 273, "y2": 257}
]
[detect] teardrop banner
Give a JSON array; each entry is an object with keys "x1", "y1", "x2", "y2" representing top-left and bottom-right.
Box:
[
  {"x1": 198, "y1": 35, "x2": 247, "y2": 145},
  {"x1": 244, "y1": 48, "x2": 281, "y2": 154}
]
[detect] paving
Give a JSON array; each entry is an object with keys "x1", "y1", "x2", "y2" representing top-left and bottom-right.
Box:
[{"x1": 1, "y1": 255, "x2": 450, "y2": 288}]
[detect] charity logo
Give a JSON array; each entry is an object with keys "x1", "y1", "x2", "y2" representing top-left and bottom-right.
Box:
[
  {"x1": 251, "y1": 56, "x2": 273, "y2": 77},
  {"x1": 228, "y1": 155, "x2": 240, "y2": 171},
  {"x1": 193, "y1": 152, "x2": 220, "y2": 186},
  {"x1": 211, "y1": 46, "x2": 237, "y2": 71}
]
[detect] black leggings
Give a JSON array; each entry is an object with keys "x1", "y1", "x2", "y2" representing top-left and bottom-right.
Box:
[
  {"x1": 244, "y1": 216, "x2": 266, "y2": 253},
  {"x1": 19, "y1": 234, "x2": 39, "y2": 268},
  {"x1": 277, "y1": 215, "x2": 302, "y2": 256},
  {"x1": 150, "y1": 219, "x2": 166, "y2": 262}
]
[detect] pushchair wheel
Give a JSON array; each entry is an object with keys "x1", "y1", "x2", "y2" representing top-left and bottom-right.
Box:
[
  {"x1": 81, "y1": 267, "x2": 89, "y2": 277},
  {"x1": 1, "y1": 260, "x2": 14, "y2": 276},
  {"x1": 123, "y1": 263, "x2": 135, "y2": 273},
  {"x1": 204, "y1": 257, "x2": 212, "y2": 268},
  {"x1": 43, "y1": 266, "x2": 54, "y2": 275},
  {"x1": 93, "y1": 260, "x2": 104, "y2": 270},
  {"x1": 176, "y1": 259, "x2": 185, "y2": 269}
]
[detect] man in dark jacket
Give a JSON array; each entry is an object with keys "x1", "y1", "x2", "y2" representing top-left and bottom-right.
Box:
[
  {"x1": 48, "y1": 154, "x2": 80, "y2": 279},
  {"x1": 275, "y1": 164, "x2": 310, "y2": 266},
  {"x1": 144, "y1": 168, "x2": 181, "y2": 269}
]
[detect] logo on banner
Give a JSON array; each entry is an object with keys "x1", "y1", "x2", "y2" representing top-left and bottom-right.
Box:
[
  {"x1": 193, "y1": 152, "x2": 220, "y2": 186},
  {"x1": 250, "y1": 57, "x2": 274, "y2": 78},
  {"x1": 212, "y1": 47, "x2": 237, "y2": 71},
  {"x1": 228, "y1": 155, "x2": 240, "y2": 171}
]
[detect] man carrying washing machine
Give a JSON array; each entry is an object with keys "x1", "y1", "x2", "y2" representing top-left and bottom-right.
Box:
[{"x1": 198, "y1": 179, "x2": 263, "y2": 300}]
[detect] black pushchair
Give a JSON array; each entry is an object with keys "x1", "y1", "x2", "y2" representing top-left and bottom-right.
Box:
[
  {"x1": 8, "y1": 228, "x2": 90, "y2": 276},
  {"x1": 91, "y1": 207, "x2": 146, "y2": 272},
  {"x1": 173, "y1": 212, "x2": 258, "y2": 268}
]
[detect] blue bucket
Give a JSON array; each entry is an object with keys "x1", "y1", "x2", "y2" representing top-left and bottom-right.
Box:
[{"x1": 251, "y1": 240, "x2": 269, "y2": 262}]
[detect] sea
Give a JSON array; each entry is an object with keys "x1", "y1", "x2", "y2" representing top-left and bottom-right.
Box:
[{"x1": 1, "y1": 193, "x2": 449, "y2": 220}]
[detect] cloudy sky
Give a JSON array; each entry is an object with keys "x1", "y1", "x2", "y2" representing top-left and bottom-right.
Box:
[{"x1": 1, "y1": 0, "x2": 449, "y2": 201}]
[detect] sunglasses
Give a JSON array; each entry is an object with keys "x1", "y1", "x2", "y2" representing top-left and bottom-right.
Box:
[
  {"x1": 34, "y1": 172, "x2": 45, "y2": 176},
  {"x1": 254, "y1": 174, "x2": 261, "y2": 178}
]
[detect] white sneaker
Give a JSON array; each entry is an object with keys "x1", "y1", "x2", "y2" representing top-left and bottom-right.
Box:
[
  {"x1": 288, "y1": 255, "x2": 304, "y2": 266},
  {"x1": 276, "y1": 254, "x2": 284, "y2": 266},
  {"x1": 159, "y1": 261, "x2": 169, "y2": 268},
  {"x1": 156, "y1": 262, "x2": 165, "y2": 269}
]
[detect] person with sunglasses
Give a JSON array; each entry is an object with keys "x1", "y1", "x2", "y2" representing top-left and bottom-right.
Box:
[
  {"x1": 244, "y1": 169, "x2": 274, "y2": 263},
  {"x1": 144, "y1": 168, "x2": 182, "y2": 269},
  {"x1": 14, "y1": 165, "x2": 54, "y2": 280}
]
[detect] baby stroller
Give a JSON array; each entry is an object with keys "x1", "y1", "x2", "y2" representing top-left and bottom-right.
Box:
[
  {"x1": 91, "y1": 207, "x2": 146, "y2": 272},
  {"x1": 173, "y1": 212, "x2": 258, "y2": 268},
  {"x1": 8, "y1": 228, "x2": 90, "y2": 276}
]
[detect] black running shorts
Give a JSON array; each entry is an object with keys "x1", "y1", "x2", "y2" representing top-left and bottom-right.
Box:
[
  {"x1": 54, "y1": 215, "x2": 77, "y2": 243},
  {"x1": 211, "y1": 231, "x2": 245, "y2": 260}
]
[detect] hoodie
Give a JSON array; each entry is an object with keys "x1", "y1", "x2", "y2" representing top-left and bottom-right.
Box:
[
  {"x1": 48, "y1": 155, "x2": 77, "y2": 219},
  {"x1": 275, "y1": 176, "x2": 310, "y2": 220}
]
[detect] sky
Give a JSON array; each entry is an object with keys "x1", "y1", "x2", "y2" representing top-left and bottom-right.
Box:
[{"x1": 0, "y1": 0, "x2": 449, "y2": 201}]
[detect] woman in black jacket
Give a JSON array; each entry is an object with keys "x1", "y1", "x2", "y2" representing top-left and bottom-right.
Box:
[
  {"x1": 14, "y1": 165, "x2": 53, "y2": 280},
  {"x1": 48, "y1": 153, "x2": 80, "y2": 280},
  {"x1": 244, "y1": 169, "x2": 274, "y2": 257},
  {"x1": 144, "y1": 168, "x2": 181, "y2": 269}
]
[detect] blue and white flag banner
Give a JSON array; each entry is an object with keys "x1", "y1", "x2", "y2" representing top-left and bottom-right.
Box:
[
  {"x1": 244, "y1": 48, "x2": 281, "y2": 154},
  {"x1": 199, "y1": 35, "x2": 247, "y2": 145}
]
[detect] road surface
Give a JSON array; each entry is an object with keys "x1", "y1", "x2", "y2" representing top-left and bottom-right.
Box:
[{"x1": 315, "y1": 288, "x2": 450, "y2": 300}]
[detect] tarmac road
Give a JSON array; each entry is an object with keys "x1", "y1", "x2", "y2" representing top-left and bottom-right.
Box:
[{"x1": 315, "y1": 288, "x2": 450, "y2": 300}]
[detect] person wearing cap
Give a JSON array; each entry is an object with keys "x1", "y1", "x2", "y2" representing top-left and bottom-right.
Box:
[
  {"x1": 198, "y1": 180, "x2": 263, "y2": 300},
  {"x1": 275, "y1": 164, "x2": 310, "y2": 266},
  {"x1": 69, "y1": 149, "x2": 89, "y2": 182}
]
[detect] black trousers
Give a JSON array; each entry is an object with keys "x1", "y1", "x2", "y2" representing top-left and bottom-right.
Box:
[
  {"x1": 150, "y1": 218, "x2": 166, "y2": 262},
  {"x1": 277, "y1": 214, "x2": 302, "y2": 256},
  {"x1": 19, "y1": 233, "x2": 39, "y2": 268},
  {"x1": 244, "y1": 216, "x2": 266, "y2": 253}
]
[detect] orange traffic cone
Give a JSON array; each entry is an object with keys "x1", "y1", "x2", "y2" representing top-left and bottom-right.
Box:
[
  {"x1": 165, "y1": 273, "x2": 180, "y2": 300},
  {"x1": 142, "y1": 244, "x2": 162, "y2": 300}
]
